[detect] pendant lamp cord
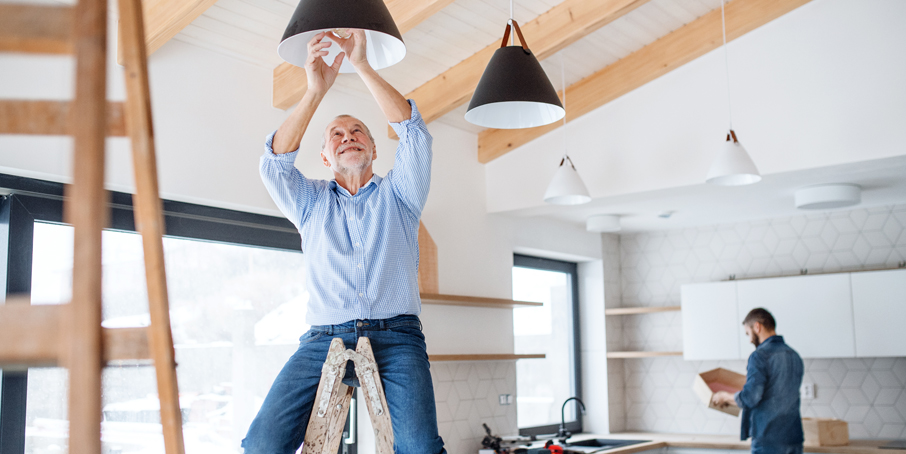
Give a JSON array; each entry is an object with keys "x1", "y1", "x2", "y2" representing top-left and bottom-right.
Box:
[
  {"x1": 509, "y1": 0, "x2": 515, "y2": 46},
  {"x1": 562, "y1": 54, "x2": 568, "y2": 162},
  {"x1": 721, "y1": 0, "x2": 733, "y2": 132}
]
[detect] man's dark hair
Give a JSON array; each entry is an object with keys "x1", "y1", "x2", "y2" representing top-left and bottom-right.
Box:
[{"x1": 742, "y1": 308, "x2": 776, "y2": 331}]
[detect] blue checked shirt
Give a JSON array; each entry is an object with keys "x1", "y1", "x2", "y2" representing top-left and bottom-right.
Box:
[{"x1": 259, "y1": 100, "x2": 432, "y2": 325}]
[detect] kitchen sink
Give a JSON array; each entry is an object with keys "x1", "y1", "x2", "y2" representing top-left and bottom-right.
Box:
[{"x1": 564, "y1": 438, "x2": 649, "y2": 451}]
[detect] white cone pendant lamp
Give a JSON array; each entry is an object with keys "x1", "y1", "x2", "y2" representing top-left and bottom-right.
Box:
[
  {"x1": 706, "y1": 0, "x2": 761, "y2": 186},
  {"x1": 706, "y1": 129, "x2": 761, "y2": 185},
  {"x1": 465, "y1": 15, "x2": 564, "y2": 128},
  {"x1": 544, "y1": 57, "x2": 590, "y2": 205},
  {"x1": 544, "y1": 156, "x2": 591, "y2": 205},
  {"x1": 278, "y1": 0, "x2": 406, "y2": 73}
]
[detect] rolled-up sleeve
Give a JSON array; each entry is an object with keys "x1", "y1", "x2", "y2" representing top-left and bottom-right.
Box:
[
  {"x1": 259, "y1": 130, "x2": 315, "y2": 230},
  {"x1": 736, "y1": 352, "x2": 767, "y2": 409},
  {"x1": 388, "y1": 100, "x2": 432, "y2": 218}
]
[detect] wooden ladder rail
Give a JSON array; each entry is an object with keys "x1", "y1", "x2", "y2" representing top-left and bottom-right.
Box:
[
  {"x1": 0, "y1": 0, "x2": 186, "y2": 452},
  {"x1": 302, "y1": 338, "x2": 394, "y2": 454}
]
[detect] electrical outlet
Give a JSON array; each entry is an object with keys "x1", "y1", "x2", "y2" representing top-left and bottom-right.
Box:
[
  {"x1": 800, "y1": 383, "x2": 815, "y2": 400},
  {"x1": 499, "y1": 394, "x2": 512, "y2": 405}
]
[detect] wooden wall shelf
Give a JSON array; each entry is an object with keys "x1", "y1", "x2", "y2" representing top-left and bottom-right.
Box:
[
  {"x1": 428, "y1": 353, "x2": 545, "y2": 362},
  {"x1": 606, "y1": 351, "x2": 683, "y2": 358},
  {"x1": 605, "y1": 306, "x2": 681, "y2": 315},
  {"x1": 420, "y1": 293, "x2": 542, "y2": 309}
]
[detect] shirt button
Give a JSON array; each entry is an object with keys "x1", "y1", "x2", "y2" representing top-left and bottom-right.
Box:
[
  {"x1": 357, "y1": 263, "x2": 363, "y2": 268},
  {"x1": 359, "y1": 293, "x2": 364, "y2": 297},
  {"x1": 354, "y1": 243, "x2": 360, "y2": 247}
]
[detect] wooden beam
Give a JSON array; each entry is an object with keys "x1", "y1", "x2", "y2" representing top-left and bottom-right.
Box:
[
  {"x1": 420, "y1": 293, "x2": 542, "y2": 309},
  {"x1": 477, "y1": 0, "x2": 812, "y2": 163},
  {"x1": 0, "y1": 300, "x2": 64, "y2": 367},
  {"x1": 388, "y1": 0, "x2": 649, "y2": 138},
  {"x1": 272, "y1": 0, "x2": 457, "y2": 110},
  {"x1": 119, "y1": 0, "x2": 220, "y2": 62},
  {"x1": 0, "y1": 4, "x2": 73, "y2": 54},
  {"x1": 417, "y1": 221, "x2": 439, "y2": 293},
  {"x1": 605, "y1": 306, "x2": 681, "y2": 315},
  {"x1": 0, "y1": 100, "x2": 126, "y2": 136},
  {"x1": 0, "y1": 302, "x2": 153, "y2": 367}
]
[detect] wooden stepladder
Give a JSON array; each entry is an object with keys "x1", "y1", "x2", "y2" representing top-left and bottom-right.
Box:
[
  {"x1": 302, "y1": 338, "x2": 394, "y2": 454},
  {"x1": 0, "y1": 0, "x2": 185, "y2": 453}
]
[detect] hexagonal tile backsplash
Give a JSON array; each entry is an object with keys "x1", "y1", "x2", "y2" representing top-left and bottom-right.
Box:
[
  {"x1": 614, "y1": 204, "x2": 906, "y2": 438},
  {"x1": 430, "y1": 361, "x2": 517, "y2": 454}
]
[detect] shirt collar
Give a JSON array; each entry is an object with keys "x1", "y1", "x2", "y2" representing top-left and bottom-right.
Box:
[
  {"x1": 757, "y1": 335, "x2": 784, "y2": 349},
  {"x1": 328, "y1": 174, "x2": 382, "y2": 197}
]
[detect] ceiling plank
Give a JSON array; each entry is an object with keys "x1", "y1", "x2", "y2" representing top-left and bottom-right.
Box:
[
  {"x1": 477, "y1": 0, "x2": 812, "y2": 163},
  {"x1": 387, "y1": 0, "x2": 650, "y2": 138},
  {"x1": 273, "y1": 0, "x2": 457, "y2": 110}
]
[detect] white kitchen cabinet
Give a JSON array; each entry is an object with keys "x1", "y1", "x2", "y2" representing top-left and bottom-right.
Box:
[
  {"x1": 681, "y1": 282, "x2": 741, "y2": 360},
  {"x1": 737, "y1": 274, "x2": 856, "y2": 359},
  {"x1": 851, "y1": 269, "x2": 906, "y2": 357}
]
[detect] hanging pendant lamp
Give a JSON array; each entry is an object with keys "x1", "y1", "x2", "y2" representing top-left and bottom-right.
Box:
[
  {"x1": 705, "y1": 0, "x2": 761, "y2": 186},
  {"x1": 465, "y1": 18, "x2": 564, "y2": 128},
  {"x1": 706, "y1": 129, "x2": 761, "y2": 185},
  {"x1": 543, "y1": 57, "x2": 590, "y2": 205},
  {"x1": 544, "y1": 156, "x2": 591, "y2": 205},
  {"x1": 278, "y1": 0, "x2": 406, "y2": 73}
]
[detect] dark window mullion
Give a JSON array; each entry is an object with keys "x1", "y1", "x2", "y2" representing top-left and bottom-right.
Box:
[{"x1": 0, "y1": 195, "x2": 37, "y2": 454}]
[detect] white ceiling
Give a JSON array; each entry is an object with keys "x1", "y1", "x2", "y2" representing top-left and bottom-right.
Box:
[{"x1": 498, "y1": 155, "x2": 906, "y2": 232}]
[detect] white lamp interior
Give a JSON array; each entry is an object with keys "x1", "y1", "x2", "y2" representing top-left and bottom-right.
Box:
[
  {"x1": 465, "y1": 101, "x2": 565, "y2": 129},
  {"x1": 278, "y1": 30, "x2": 406, "y2": 73}
]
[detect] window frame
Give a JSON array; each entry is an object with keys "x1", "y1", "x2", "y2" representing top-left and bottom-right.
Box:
[
  {"x1": 0, "y1": 173, "x2": 358, "y2": 454},
  {"x1": 513, "y1": 253, "x2": 583, "y2": 438}
]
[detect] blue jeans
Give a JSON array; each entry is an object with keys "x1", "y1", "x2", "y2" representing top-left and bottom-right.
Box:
[
  {"x1": 751, "y1": 439, "x2": 803, "y2": 454},
  {"x1": 241, "y1": 315, "x2": 446, "y2": 454}
]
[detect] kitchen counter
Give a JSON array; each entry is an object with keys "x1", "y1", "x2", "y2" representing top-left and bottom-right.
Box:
[{"x1": 534, "y1": 433, "x2": 906, "y2": 454}]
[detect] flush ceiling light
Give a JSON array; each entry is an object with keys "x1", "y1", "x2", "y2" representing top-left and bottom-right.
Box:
[
  {"x1": 278, "y1": 0, "x2": 406, "y2": 73},
  {"x1": 795, "y1": 184, "x2": 861, "y2": 210},
  {"x1": 465, "y1": 0, "x2": 563, "y2": 129},
  {"x1": 543, "y1": 57, "x2": 589, "y2": 205},
  {"x1": 705, "y1": 0, "x2": 761, "y2": 186},
  {"x1": 587, "y1": 215, "x2": 621, "y2": 233}
]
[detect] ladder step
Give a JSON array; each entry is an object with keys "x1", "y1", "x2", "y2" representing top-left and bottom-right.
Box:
[
  {"x1": 0, "y1": 100, "x2": 126, "y2": 136},
  {"x1": 0, "y1": 4, "x2": 74, "y2": 54},
  {"x1": 0, "y1": 302, "x2": 152, "y2": 367}
]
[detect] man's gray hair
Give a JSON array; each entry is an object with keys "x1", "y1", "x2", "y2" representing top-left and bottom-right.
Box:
[{"x1": 322, "y1": 115, "x2": 374, "y2": 150}]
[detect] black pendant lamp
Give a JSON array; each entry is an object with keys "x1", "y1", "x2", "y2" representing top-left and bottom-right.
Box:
[
  {"x1": 278, "y1": 0, "x2": 406, "y2": 73},
  {"x1": 465, "y1": 20, "x2": 564, "y2": 129}
]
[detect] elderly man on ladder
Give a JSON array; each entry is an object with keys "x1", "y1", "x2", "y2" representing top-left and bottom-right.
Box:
[{"x1": 241, "y1": 27, "x2": 446, "y2": 454}]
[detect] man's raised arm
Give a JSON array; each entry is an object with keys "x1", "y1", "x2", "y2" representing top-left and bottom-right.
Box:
[
  {"x1": 339, "y1": 30, "x2": 411, "y2": 123},
  {"x1": 272, "y1": 32, "x2": 346, "y2": 154}
]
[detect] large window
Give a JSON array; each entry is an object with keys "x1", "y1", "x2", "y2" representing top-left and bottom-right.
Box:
[
  {"x1": 0, "y1": 174, "x2": 355, "y2": 454},
  {"x1": 512, "y1": 254, "x2": 581, "y2": 437}
]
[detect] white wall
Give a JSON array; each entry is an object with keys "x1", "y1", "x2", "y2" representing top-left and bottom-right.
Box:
[{"x1": 484, "y1": 0, "x2": 906, "y2": 214}]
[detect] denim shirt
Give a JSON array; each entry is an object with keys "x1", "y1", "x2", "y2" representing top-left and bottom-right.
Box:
[{"x1": 735, "y1": 335, "x2": 804, "y2": 445}]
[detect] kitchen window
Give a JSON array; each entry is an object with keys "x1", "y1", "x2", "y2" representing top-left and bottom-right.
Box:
[
  {"x1": 0, "y1": 174, "x2": 356, "y2": 454},
  {"x1": 512, "y1": 254, "x2": 582, "y2": 437}
]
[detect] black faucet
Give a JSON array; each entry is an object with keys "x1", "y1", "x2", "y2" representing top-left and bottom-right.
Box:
[{"x1": 556, "y1": 396, "x2": 586, "y2": 443}]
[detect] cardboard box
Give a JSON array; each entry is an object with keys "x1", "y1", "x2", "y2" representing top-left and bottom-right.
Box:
[
  {"x1": 803, "y1": 418, "x2": 849, "y2": 447},
  {"x1": 693, "y1": 368, "x2": 746, "y2": 416}
]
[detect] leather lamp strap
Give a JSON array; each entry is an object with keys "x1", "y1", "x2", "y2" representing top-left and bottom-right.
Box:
[{"x1": 500, "y1": 19, "x2": 530, "y2": 51}]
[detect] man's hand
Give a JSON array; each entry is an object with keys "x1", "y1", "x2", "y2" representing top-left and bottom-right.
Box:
[
  {"x1": 305, "y1": 32, "x2": 344, "y2": 97},
  {"x1": 711, "y1": 391, "x2": 738, "y2": 409},
  {"x1": 334, "y1": 29, "x2": 369, "y2": 70}
]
